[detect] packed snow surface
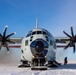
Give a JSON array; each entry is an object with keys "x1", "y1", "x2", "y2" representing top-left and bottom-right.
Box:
[
  {"x1": 0, "y1": 64, "x2": 76, "y2": 75},
  {"x1": 0, "y1": 48, "x2": 76, "y2": 75}
]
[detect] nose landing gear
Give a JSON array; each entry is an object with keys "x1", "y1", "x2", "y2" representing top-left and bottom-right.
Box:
[{"x1": 31, "y1": 56, "x2": 47, "y2": 70}]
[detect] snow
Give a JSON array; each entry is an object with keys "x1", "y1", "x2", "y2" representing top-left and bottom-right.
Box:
[
  {"x1": 0, "y1": 48, "x2": 76, "y2": 75},
  {"x1": 0, "y1": 64, "x2": 76, "y2": 75}
]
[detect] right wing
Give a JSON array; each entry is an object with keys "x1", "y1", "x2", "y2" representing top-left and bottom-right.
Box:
[{"x1": 10, "y1": 37, "x2": 23, "y2": 44}]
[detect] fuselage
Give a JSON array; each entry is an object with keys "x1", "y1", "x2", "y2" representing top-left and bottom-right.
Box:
[{"x1": 21, "y1": 28, "x2": 57, "y2": 63}]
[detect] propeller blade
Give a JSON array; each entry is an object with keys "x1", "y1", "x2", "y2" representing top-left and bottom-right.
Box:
[
  {"x1": 63, "y1": 31, "x2": 71, "y2": 38},
  {"x1": 0, "y1": 33, "x2": 2, "y2": 38},
  {"x1": 71, "y1": 27, "x2": 74, "y2": 37},
  {"x1": 64, "y1": 42, "x2": 71, "y2": 49},
  {"x1": 6, "y1": 32, "x2": 16, "y2": 39},
  {"x1": 0, "y1": 26, "x2": 16, "y2": 53},
  {"x1": 73, "y1": 44, "x2": 75, "y2": 53},
  {"x1": 5, "y1": 43, "x2": 9, "y2": 52},
  {"x1": 0, "y1": 43, "x2": 2, "y2": 50},
  {"x1": 3, "y1": 26, "x2": 8, "y2": 37},
  {"x1": 74, "y1": 35, "x2": 76, "y2": 42},
  {"x1": 0, "y1": 34, "x2": 2, "y2": 41},
  {"x1": 63, "y1": 26, "x2": 76, "y2": 53}
]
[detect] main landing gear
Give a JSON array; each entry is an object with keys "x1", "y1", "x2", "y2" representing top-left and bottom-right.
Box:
[
  {"x1": 18, "y1": 60, "x2": 30, "y2": 67},
  {"x1": 47, "y1": 60, "x2": 61, "y2": 68}
]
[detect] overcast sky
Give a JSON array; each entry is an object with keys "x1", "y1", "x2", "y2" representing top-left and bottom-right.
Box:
[{"x1": 0, "y1": 0, "x2": 76, "y2": 61}]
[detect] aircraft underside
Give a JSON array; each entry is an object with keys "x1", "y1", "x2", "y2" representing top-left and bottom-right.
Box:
[{"x1": 18, "y1": 55, "x2": 61, "y2": 70}]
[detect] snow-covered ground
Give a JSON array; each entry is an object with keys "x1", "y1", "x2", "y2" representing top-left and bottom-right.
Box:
[
  {"x1": 0, "y1": 48, "x2": 76, "y2": 75},
  {"x1": 0, "y1": 63, "x2": 76, "y2": 75}
]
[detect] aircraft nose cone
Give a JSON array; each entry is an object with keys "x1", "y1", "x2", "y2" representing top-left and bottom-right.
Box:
[
  {"x1": 30, "y1": 39, "x2": 48, "y2": 55},
  {"x1": 35, "y1": 41, "x2": 44, "y2": 53}
]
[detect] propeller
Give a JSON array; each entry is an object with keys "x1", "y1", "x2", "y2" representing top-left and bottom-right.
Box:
[
  {"x1": 0, "y1": 26, "x2": 16, "y2": 52},
  {"x1": 63, "y1": 26, "x2": 76, "y2": 53}
]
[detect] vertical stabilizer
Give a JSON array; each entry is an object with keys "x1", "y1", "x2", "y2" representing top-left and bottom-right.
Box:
[{"x1": 36, "y1": 18, "x2": 38, "y2": 28}]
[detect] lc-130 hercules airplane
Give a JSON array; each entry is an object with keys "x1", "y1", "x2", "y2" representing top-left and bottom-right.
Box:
[{"x1": 0, "y1": 19, "x2": 76, "y2": 70}]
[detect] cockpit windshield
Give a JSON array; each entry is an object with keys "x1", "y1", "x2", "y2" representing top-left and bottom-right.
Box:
[
  {"x1": 42, "y1": 31, "x2": 46, "y2": 35},
  {"x1": 26, "y1": 31, "x2": 32, "y2": 37},
  {"x1": 32, "y1": 31, "x2": 36, "y2": 35},
  {"x1": 26, "y1": 30, "x2": 48, "y2": 37},
  {"x1": 37, "y1": 31, "x2": 42, "y2": 34}
]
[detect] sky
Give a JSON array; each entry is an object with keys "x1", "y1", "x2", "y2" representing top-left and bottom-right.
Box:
[{"x1": 0, "y1": 0, "x2": 76, "y2": 61}]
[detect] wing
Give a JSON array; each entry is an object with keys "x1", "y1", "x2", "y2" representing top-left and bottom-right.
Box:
[
  {"x1": 55, "y1": 37, "x2": 70, "y2": 48},
  {"x1": 55, "y1": 37, "x2": 69, "y2": 43},
  {"x1": 8, "y1": 37, "x2": 22, "y2": 48},
  {"x1": 10, "y1": 37, "x2": 22, "y2": 43}
]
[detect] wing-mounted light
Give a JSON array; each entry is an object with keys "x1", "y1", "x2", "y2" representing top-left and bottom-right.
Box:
[
  {"x1": 63, "y1": 26, "x2": 76, "y2": 53},
  {"x1": 0, "y1": 26, "x2": 16, "y2": 53}
]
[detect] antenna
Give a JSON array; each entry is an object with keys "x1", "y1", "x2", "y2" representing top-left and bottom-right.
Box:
[{"x1": 36, "y1": 18, "x2": 38, "y2": 28}]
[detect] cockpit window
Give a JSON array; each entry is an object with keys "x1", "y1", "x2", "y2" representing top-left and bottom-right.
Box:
[
  {"x1": 26, "y1": 31, "x2": 32, "y2": 37},
  {"x1": 26, "y1": 33, "x2": 31, "y2": 37},
  {"x1": 26, "y1": 30, "x2": 48, "y2": 37},
  {"x1": 32, "y1": 31, "x2": 36, "y2": 35},
  {"x1": 37, "y1": 31, "x2": 42, "y2": 34},
  {"x1": 42, "y1": 31, "x2": 47, "y2": 35},
  {"x1": 25, "y1": 40, "x2": 28, "y2": 46}
]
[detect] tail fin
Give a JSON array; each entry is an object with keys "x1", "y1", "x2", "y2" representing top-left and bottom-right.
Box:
[{"x1": 36, "y1": 18, "x2": 38, "y2": 28}]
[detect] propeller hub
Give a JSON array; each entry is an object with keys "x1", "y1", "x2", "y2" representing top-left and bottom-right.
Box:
[
  {"x1": 0, "y1": 26, "x2": 16, "y2": 52},
  {"x1": 63, "y1": 26, "x2": 76, "y2": 53}
]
